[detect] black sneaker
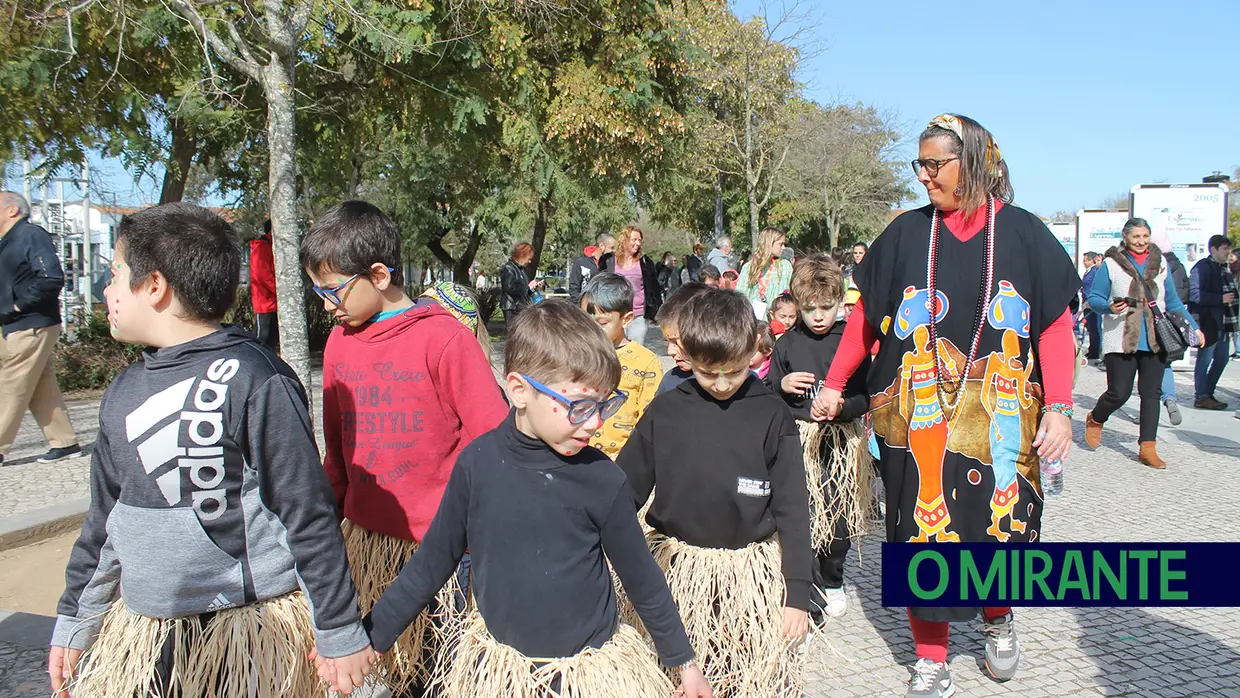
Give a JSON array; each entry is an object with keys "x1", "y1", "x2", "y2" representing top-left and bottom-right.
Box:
[{"x1": 38, "y1": 445, "x2": 84, "y2": 463}]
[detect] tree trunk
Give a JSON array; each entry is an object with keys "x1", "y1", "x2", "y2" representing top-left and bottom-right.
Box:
[
  {"x1": 264, "y1": 54, "x2": 311, "y2": 393},
  {"x1": 454, "y1": 219, "x2": 483, "y2": 280},
  {"x1": 159, "y1": 117, "x2": 197, "y2": 204},
  {"x1": 529, "y1": 197, "x2": 550, "y2": 280},
  {"x1": 714, "y1": 171, "x2": 724, "y2": 239}
]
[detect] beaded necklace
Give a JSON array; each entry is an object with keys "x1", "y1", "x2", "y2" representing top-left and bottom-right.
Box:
[{"x1": 926, "y1": 196, "x2": 996, "y2": 409}]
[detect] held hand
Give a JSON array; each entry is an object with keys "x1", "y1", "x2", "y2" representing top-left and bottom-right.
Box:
[
  {"x1": 49, "y1": 645, "x2": 83, "y2": 698},
  {"x1": 1223, "y1": 292, "x2": 1235, "y2": 304},
  {"x1": 674, "y1": 663, "x2": 714, "y2": 698},
  {"x1": 1032, "y1": 412, "x2": 1072, "y2": 464},
  {"x1": 782, "y1": 607, "x2": 809, "y2": 648},
  {"x1": 308, "y1": 647, "x2": 336, "y2": 688},
  {"x1": 780, "y1": 371, "x2": 817, "y2": 396},
  {"x1": 1109, "y1": 300, "x2": 1128, "y2": 314},
  {"x1": 1195, "y1": 329, "x2": 1205, "y2": 347},
  {"x1": 811, "y1": 387, "x2": 844, "y2": 422},
  {"x1": 322, "y1": 645, "x2": 376, "y2": 695}
]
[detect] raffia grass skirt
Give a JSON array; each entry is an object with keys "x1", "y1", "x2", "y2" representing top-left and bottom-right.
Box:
[
  {"x1": 342, "y1": 519, "x2": 467, "y2": 694},
  {"x1": 67, "y1": 593, "x2": 317, "y2": 698},
  {"x1": 797, "y1": 419, "x2": 874, "y2": 553},
  {"x1": 429, "y1": 610, "x2": 673, "y2": 698},
  {"x1": 647, "y1": 533, "x2": 805, "y2": 698}
]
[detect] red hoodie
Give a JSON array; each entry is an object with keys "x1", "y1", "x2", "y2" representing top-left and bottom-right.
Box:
[{"x1": 322, "y1": 299, "x2": 508, "y2": 541}]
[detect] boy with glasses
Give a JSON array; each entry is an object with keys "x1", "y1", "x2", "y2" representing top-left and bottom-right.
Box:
[
  {"x1": 300, "y1": 200, "x2": 508, "y2": 694},
  {"x1": 329, "y1": 301, "x2": 711, "y2": 698}
]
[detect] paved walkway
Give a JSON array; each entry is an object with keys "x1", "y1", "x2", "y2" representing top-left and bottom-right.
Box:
[{"x1": 3, "y1": 340, "x2": 1238, "y2": 696}]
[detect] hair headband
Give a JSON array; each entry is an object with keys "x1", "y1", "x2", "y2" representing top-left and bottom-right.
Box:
[{"x1": 928, "y1": 113, "x2": 1004, "y2": 179}]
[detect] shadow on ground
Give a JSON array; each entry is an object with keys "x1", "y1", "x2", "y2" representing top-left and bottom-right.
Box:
[{"x1": 1071, "y1": 606, "x2": 1240, "y2": 696}]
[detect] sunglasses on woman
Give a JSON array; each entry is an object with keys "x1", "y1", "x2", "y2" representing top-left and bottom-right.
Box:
[{"x1": 521, "y1": 374, "x2": 627, "y2": 425}]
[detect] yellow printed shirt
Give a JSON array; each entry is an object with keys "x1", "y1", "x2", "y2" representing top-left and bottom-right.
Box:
[{"x1": 592, "y1": 342, "x2": 663, "y2": 459}]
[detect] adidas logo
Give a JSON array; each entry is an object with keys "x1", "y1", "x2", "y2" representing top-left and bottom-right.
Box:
[
  {"x1": 206, "y1": 593, "x2": 235, "y2": 611},
  {"x1": 124, "y1": 358, "x2": 241, "y2": 521}
]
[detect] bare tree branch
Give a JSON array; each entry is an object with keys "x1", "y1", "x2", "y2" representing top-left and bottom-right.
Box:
[{"x1": 165, "y1": 0, "x2": 263, "y2": 80}]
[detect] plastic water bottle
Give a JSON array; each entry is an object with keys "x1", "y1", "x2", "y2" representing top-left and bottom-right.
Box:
[{"x1": 1040, "y1": 458, "x2": 1063, "y2": 496}]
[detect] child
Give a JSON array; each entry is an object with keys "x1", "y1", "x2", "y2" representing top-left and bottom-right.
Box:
[
  {"x1": 752, "y1": 323, "x2": 775, "y2": 380},
  {"x1": 301, "y1": 201, "x2": 508, "y2": 693},
  {"x1": 49, "y1": 203, "x2": 374, "y2": 698},
  {"x1": 580, "y1": 273, "x2": 663, "y2": 459},
  {"x1": 720, "y1": 268, "x2": 740, "y2": 290},
  {"x1": 842, "y1": 287, "x2": 861, "y2": 321},
  {"x1": 654, "y1": 282, "x2": 710, "y2": 396},
  {"x1": 328, "y1": 301, "x2": 712, "y2": 698},
  {"x1": 699, "y1": 264, "x2": 722, "y2": 287},
  {"x1": 766, "y1": 257, "x2": 872, "y2": 623},
  {"x1": 768, "y1": 293, "x2": 798, "y2": 338},
  {"x1": 617, "y1": 287, "x2": 813, "y2": 698}
]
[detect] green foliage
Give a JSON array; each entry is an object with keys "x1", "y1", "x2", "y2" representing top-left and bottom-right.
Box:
[{"x1": 54, "y1": 311, "x2": 142, "y2": 392}]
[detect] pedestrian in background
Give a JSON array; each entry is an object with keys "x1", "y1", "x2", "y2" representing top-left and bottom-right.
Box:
[
  {"x1": 1187, "y1": 235, "x2": 1236, "y2": 411},
  {"x1": 500, "y1": 242, "x2": 536, "y2": 327},
  {"x1": 1151, "y1": 230, "x2": 1189, "y2": 425},
  {"x1": 249, "y1": 220, "x2": 280, "y2": 351},
  {"x1": 0, "y1": 191, "x2": 81, "y2": 466},
  {"x1": 598, "y1": 225, "x2": 662, "y2": 346}
]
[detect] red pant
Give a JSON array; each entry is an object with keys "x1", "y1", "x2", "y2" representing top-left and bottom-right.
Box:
[{"x1": 907, "y1": 607, "x2": 1011, "y2": 663}]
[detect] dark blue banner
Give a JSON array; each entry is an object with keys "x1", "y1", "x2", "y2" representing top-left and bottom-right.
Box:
[{"x1": 880, "y1": 543, "x2": 1237, "y2": 607}]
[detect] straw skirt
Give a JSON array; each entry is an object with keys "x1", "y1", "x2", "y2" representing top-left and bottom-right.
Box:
[
  {"x1": 65, "y1": 593, "x2": 317, "y2": 698},
  {"x1": 797, "y1": 419, "x2": 874, "y2": 553},
  {"x1": 647, "y1": 533, "x2": 804, "y2": 698},
  {"x1": 342, "y1": 519, "x2": 467, "y2": 694},
  {"x1": 429, "y1": 610, "x2": 674, "y2": 698}
]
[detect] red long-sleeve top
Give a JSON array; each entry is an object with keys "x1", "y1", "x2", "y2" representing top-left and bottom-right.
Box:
[
  {"x1": 249, "y1": 235, "x2": 278, "y2": 314},
  {"x1": 825, "y1": 203, "x2": 1075, "y2": 407}
]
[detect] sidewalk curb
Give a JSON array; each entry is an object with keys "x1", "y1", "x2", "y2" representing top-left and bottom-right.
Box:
[{"x1": 0, "y1": 499, "x2": 88, "y2": 552}]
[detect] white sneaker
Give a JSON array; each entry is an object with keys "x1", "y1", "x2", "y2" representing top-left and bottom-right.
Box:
[{"x1": 824, "y1": 587, "x2": 848, "y2": 618}]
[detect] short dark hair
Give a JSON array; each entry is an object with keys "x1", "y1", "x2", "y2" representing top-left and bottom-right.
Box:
[
  {"x1": 679, "y1": 288, "x2": 757, "y2": 366},
  {"x1": 300, "y1": 201, "x2": 405, "y2": 286},
  {"x1": 1208, "y1": 234, "x2": 1231, "y2": 251},
  {"x1": 581, "y1": 272, "x2": 633, "y2": 314},
  {"x1": 699, "y1": 265, "x2": 721, "y2": 282},
  {"x1": 655, "y1": 281, "x2": 709, "y2": 326},
  {"x1": 853, "y1": 242, "x2": 868, "y2": 251},
  {"x1": 116, "y1": 203, "x2": 240, "y2": 322},
  {"x1": 505, "y1": 299, "x2": 620, "y2": 391}
]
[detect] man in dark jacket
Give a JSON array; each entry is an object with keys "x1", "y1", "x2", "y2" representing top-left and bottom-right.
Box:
[
  {"x1": 568, "y1": 233, "x2": 614, "y2": 304},
  {"x1": 1188, "y1": 235, "x2": 1237, "y2": 410},
  {"x1": 0, "y1": 192, "x2": 81, "y2": 465}
]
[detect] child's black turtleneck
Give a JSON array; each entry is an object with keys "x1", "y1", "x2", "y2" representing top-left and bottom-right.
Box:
[{"x1": 365, "y1": 413, "x2": 693, "y2": 666}]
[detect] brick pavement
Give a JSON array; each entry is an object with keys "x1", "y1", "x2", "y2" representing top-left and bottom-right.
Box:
[{"x1": 2, "y1": 334, "x2": 1238, "y2": 696}]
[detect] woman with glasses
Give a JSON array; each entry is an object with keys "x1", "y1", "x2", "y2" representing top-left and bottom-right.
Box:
[
  {"x1": 811, "y1": 114, "x2": 1080, "y2": 697},
  {"x1": 500, "y1": 242, "x2": 537, "y2": 327}
]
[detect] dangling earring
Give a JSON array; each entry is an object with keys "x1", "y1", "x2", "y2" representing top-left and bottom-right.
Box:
[{"x1": 953, "y1": 185, "x2": 963, "y2": 196}]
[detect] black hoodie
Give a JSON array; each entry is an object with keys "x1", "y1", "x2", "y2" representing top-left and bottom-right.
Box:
[
  {"x1": 53, "y1": 327, "x2": 366, "y2": 657},
  {"x1": 766, "y1": 321, "x2": 870, "y2": 422},
  {"x1": 616, "y1": 376, "x2": 813, "y2": 609}
]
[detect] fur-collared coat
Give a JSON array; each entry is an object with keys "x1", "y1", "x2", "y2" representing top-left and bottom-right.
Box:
[{"x1": 1098, "y1": 245, "x2": 1166, "y2": 356}]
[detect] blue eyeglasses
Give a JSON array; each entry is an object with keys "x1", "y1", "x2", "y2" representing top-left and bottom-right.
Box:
[
  {"x1": 311, "y1": 267, "x2": 394, "y2": 306},
  {"x1": 521, "y1": 374, "x2": 627, "y2": 425}
]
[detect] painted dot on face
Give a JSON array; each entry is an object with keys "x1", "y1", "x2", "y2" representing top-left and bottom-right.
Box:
[{"x1": 552, "y1": 407, "x2": 557, "y2": 413}]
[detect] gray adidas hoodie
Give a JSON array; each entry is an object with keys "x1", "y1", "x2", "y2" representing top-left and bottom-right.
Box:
[{"x1": 52, "y1": 327, "x2": 368, "y2": 657}]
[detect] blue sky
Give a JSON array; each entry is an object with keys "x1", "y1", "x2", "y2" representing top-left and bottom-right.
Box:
[
  {"x1": 735, "y1": 0, "x2": 1239, "y2": 215},
  {"x1": 9, "y1": 0, "x2": 1236, "y2": 218}
]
